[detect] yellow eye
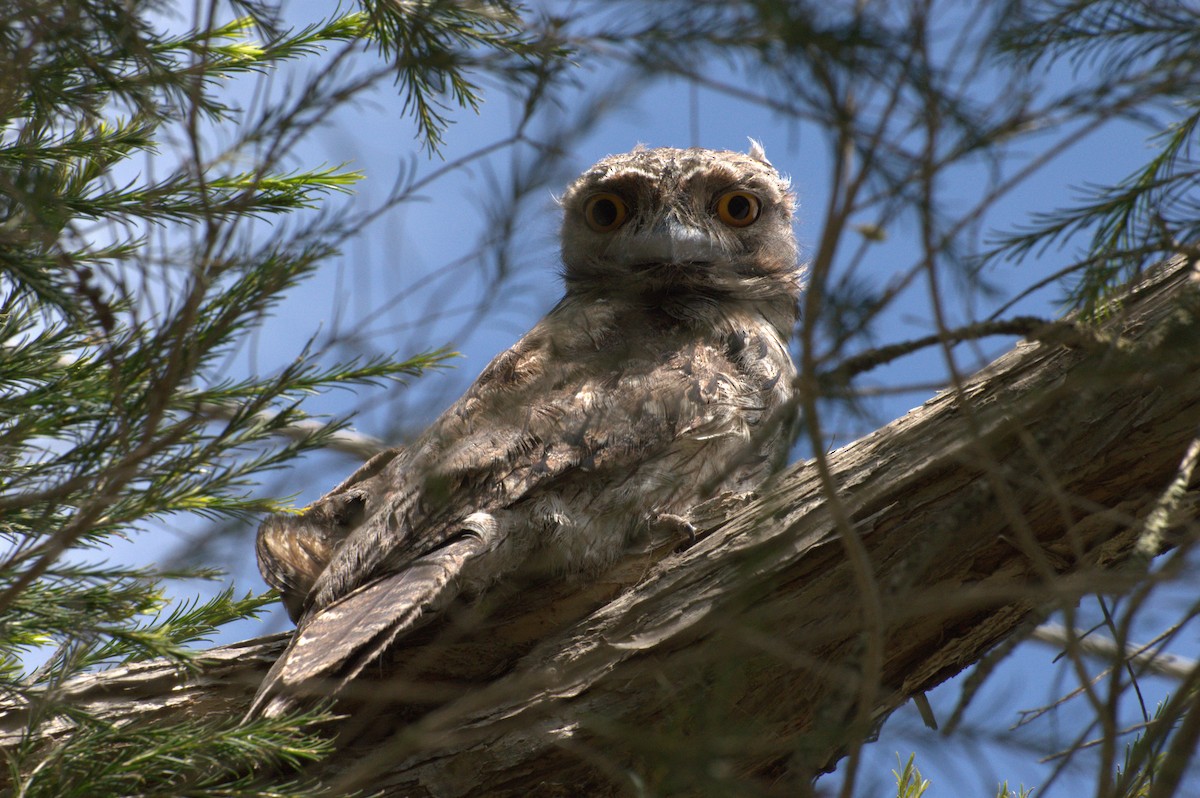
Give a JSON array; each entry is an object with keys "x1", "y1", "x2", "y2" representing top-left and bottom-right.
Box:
[
  {"x1": 583, "y1": 193, "x2": 628, "y2": 232},
  {"x1": 716, "y1": 190, "x2": 761, "y2": 227}
]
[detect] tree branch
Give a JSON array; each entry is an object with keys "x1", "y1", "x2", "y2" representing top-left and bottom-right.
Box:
[{"x1": 4, "y1": 259, "x2": 1199, "y2": 796}]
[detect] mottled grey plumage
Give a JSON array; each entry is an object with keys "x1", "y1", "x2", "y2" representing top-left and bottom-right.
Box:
[{"x1": 249, "y1": 144, "x2": 801, "y2": 718}]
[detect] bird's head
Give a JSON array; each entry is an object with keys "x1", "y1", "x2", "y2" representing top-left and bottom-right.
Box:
[{"x1": 559, "y1": 143, "x2": 800, "y2": 326}]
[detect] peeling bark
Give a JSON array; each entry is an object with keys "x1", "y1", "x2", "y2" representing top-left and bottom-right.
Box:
[{"x1": 4, "y1": 259, "x2": 1199, "y2": 797}]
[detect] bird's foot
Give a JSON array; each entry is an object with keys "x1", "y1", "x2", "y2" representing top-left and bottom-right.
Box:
[{"x1": 647, "y1": 511, "x2": 698, "y2": 552}]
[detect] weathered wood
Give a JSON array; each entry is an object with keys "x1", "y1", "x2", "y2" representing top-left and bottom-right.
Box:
[{"x1": 3, "y1": 259, "x2": 1198, "y2": 796}]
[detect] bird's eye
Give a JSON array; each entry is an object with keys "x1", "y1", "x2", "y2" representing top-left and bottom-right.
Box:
[
  {"x1": 583, "y1": 193, "x2": 628, "y2": 232},
  {"x1": 716, "y1": 191, "x2": 761, "y2": 227}
]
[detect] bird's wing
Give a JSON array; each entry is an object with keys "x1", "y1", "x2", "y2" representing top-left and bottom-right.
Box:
[
  {"x1": 256, "y1": 447, "x2": 404, "y2": 621},
  {"x1": 248, "y1": 512, "x2": 499, "y2": 718},
  {"x1": 250, "y1": 322, "x2": 771, "y2": 717}
]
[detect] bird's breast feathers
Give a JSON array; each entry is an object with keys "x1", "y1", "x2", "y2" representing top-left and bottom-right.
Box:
[{"x1": 408, "y1": 302, "x2": 794, "y2": 573}]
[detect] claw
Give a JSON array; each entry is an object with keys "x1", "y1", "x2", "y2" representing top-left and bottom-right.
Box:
[{"x1": 648, "y1": 511, "x2": 698, "y2": 551}]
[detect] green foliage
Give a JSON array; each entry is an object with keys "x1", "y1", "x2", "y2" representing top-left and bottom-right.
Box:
[
  {"x1": 6, "y1": 710, "x2": 336, "y2": 798},
  {"x1": 893, "y1": 753, "x2": 931, "y2": 798},
  {"x1": 1111, "y1": 700, "x2": 1170, "y2": 798},
  {"x1": 0, "y1": 0, "x2": 553, "y2": 794},
  {"x1": 361, "y1": 0, "x2": 564, "y2": 151},
  {"x1": 988, "y1": 0, "x2": 1200, "y2": 314},
  {"x1": 996, "y1": 782, "x2": 1035, "y2": 798}
]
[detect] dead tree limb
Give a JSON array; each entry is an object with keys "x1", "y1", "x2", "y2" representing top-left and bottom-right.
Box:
[{"x1": 3, "y1": 259, "x2": 1199, "y2": 796}]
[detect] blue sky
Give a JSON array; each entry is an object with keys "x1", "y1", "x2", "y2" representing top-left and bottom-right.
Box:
[{"x1": 122, "y1": 4, "x2": 1196, "y2": 794}]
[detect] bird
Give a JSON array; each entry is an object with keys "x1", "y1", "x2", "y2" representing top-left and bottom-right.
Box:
[{"x1": 248, "y1": 143, "x2": 802, "y2": 719}]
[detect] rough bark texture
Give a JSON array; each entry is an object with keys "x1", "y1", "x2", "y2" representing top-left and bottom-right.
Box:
[{"x1": 3, "y1": 259, "x2": 1199, "y2": 796}]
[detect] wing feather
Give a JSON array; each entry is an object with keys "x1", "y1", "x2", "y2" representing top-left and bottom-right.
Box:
[{"x1": 250, "y1": 514, "x2": 501, "y2": 718}]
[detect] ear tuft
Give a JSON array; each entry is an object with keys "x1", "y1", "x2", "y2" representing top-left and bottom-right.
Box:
[{"x1": 747, "y1": 138, "x2": 771, "y2": 165}]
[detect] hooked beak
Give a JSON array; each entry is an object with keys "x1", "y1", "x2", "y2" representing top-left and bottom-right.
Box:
[{"x1": 617, "y1": 217, "x2": 721, "y2": 269}]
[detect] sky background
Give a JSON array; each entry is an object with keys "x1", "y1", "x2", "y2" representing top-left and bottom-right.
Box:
[{"x1": 111, "y1": 3, "x2": 1198, "y2": 795}]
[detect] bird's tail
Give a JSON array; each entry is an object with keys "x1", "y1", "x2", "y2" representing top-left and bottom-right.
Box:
[{"x1": 247, "y1": 524, "x2": 497, "y2": 719}]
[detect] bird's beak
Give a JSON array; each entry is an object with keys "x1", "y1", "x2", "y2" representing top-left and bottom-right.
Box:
[{"x1": 619, "y1": 217, "x2": 720, "y2": 269}]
